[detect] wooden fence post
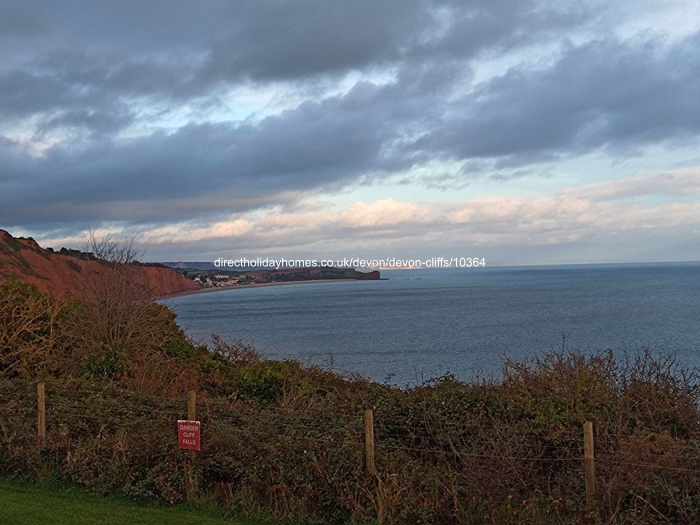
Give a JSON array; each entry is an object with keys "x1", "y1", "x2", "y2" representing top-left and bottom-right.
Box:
[
  {"x1": 583, "y1": 421, "x2": 596, "y2": 513},
  {"x1": 364, "y1": 408, "x2": 376, "y2": 476},
  {"x1": 364, "y1": 408, "x2": 385, "y2": 524},
  {"x1": 36, "y1": 382, "x2": 46, "y2": 449},
  {"x1": 187, "y1": 390, "x2": 197, "y2": 420}
]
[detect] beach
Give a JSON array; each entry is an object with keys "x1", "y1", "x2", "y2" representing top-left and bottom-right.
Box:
[{"x1": 157, "y1": 278, "x2": 365, "y2": 300}]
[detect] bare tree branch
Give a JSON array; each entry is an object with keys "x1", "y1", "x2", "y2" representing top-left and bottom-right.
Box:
[{"x1": 86, "y1": 229, "x2": 144, "y2": 266}]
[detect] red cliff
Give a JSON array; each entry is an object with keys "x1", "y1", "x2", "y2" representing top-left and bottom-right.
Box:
[{"x1": 0, "y1": 229, "x2": 200, "y2": 299}]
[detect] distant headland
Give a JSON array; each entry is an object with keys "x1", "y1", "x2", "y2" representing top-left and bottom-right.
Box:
[
  {"x1": 0, "y1": 229, "x2": 380, "y2": 300},
  {"x1": 160, "y1": 260, "x2": 380, "y2": 297}
]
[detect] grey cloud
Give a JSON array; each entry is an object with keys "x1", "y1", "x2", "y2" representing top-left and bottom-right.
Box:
[
  {"x1": 414, "y1": 33, "x2": 700, "y2": 164},
  {"x1": 0, "y1": 0, "x2": 593, "y2": 127},
  {"x1": 36, "y1": 109, "x2": 132, "y2": 137},
  {"x1": 2, "y1": 0, "x2": 700, "y2": 242},
  {"x1": 0, "y1": 79, "x2": 416, "y2": 228},
  {"x1": 0, "y1": 51, "x2": 196, "y2": 135}
]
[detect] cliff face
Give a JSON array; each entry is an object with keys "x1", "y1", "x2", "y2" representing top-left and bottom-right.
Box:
[{"x1": 0, "y1": 229, "x2": 200, "y2": 299}]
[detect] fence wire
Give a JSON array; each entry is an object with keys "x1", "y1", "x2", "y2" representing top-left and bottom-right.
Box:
[{"x1": 2, "y1": 380, "x2": 700, "y2": 478}]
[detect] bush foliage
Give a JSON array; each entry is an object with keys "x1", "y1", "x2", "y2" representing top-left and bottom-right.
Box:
[{"x1": 2, "y1": 280, "x2": 700, "y2": 524}]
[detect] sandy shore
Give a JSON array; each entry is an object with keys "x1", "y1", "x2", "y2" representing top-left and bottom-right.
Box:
[{"x1": 158, "y1": 278, "x2": 368, "y2": 300}]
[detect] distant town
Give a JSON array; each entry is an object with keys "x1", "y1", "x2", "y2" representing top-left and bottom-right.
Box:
[{"x1": 162, "y1": 263, "x2": 381, "y2": 289}]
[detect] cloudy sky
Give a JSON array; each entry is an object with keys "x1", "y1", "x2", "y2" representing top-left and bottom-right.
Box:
[{"x1": 2, "y1": 0, "x2": 700, "y2": 265}]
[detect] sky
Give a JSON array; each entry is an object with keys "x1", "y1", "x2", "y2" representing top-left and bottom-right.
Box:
[{"x1": 2, "y1": 0, "x2": 700, "y2": 265}]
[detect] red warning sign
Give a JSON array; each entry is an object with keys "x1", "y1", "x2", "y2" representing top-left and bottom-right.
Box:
[{"x1": 177, "y1": 420, "x2": 201, "y2": 451}]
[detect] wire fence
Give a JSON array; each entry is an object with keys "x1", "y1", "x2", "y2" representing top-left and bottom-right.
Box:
[
  {"x1": 2, "y1": 382, "x2": 700, "y2": 458},
  {"x1": 2, "y1": 378, "x2": 700, "y2": 523}
]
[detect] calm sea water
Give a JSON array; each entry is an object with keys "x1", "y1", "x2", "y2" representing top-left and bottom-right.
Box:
[{"x1": 162, "y1": 264, "x2": 700, "y2": 385}]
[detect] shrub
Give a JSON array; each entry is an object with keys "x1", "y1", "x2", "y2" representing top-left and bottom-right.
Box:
[
  {"x1": 3, "y1": 282, "x2": 700, "y2": 523},
  {"x1": 0, "y1": 280, "x2": 68, "y2": 380},
  {"x1": 238, "y1": 363, "x2": 286, "y2": 403},
  {"x1": 82, "y1": 350, "x2": 125, "y2": 379}
]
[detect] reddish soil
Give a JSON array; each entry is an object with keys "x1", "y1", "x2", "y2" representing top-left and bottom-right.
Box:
[{"x1": 0, "y1": 229, "x2": 200, "y2": 299}]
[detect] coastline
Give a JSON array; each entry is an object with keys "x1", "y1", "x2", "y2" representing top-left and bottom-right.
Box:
[{"x1": 158, "y1": 278, "x2": 371, "y2": 300}]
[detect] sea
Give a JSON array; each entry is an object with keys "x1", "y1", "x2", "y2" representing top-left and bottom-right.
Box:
[{"x1": 162, "y1": 263, "x2": 700, "y2": 386}]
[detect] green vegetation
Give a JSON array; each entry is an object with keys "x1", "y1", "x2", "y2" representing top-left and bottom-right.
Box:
[
  {"x1": 0, "y1": 479, "x2": 260, "y2": 525},
  {"x1": 2, "y1": 279, "x2": 700, "y2": 524}
]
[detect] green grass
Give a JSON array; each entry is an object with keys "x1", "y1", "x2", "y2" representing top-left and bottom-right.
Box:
[{"x1": 0, "y1": 479, "x2": 262, "y2": 525}]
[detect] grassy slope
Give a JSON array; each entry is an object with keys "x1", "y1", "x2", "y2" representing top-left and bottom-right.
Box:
[{"x1": 0, "y1": 480, "x2": 260, "y2": 525}]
